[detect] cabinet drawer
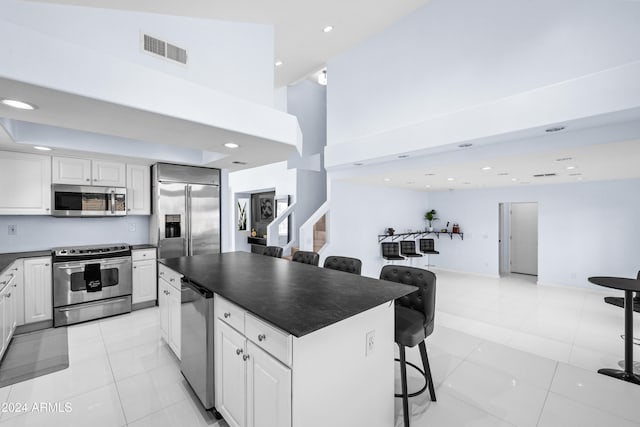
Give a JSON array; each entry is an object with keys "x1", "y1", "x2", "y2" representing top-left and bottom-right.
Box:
[
  {"x1": 158, "y1": 263, "x2": 182, "y2": 290},
  {"x1": 0, "y1": 265, "x2": 17, "y2": 293},
  {"x1": 245, "y1": 313, "x2": 292, "y2": 366},
  {"x1": 215, "y1": 295, "x2": 245, "y2": 333},
  {"x1": 132, "y1": 248, "x2": 157, "y2": 262}
]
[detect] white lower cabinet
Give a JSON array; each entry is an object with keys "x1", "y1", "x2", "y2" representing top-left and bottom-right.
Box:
[
  {"x1": 158, "y1": 264, "x2": 181, "y2": 359},
  {"x1": 0, "y1": 269, "x2": 17, "y2": 360},
  {"x1": 215, "y1": 296, "x2": 292, "y2": 427},
  {"x1": 23, "y1": 257, "x2": 52, "y2": 323},
  {"x1": 132, "y1": 249, "x2": 157, "y2": 304}
]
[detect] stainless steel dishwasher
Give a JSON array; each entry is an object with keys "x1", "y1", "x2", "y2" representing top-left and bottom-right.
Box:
[{"x1": 180, "y1": 277, "x2": 217, "y2": 413}]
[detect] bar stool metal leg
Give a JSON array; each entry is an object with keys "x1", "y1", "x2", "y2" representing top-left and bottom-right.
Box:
[
  {"x1": 419, "y1": 341, "x2": 437, "y2": 401},
  {"x1": 399, "y1": 345, "x2": 410, "y2": 427}
]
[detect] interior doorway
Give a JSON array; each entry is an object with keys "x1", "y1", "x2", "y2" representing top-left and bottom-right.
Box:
[{"x1": 499, "y1": 202, "x2": 538, "y2": 277}]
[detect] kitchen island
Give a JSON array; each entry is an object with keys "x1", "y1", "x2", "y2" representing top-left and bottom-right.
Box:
[{"x1": 159, "y1": 251, "x2": 416, "y2": 427}]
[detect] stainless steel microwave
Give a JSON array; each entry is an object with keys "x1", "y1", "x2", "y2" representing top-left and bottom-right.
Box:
[{"x1": 52, "y1": 184, "x2": 127, "y2": 217}]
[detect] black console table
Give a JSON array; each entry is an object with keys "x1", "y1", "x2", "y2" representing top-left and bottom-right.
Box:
[{"x1": 588, "y1": 276, "x2": 640, "y2": 385}]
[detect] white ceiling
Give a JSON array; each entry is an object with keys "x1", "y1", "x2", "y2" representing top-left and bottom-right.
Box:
[{"x1": 30, "y1": 0, "x2": 433, "y2": 88}]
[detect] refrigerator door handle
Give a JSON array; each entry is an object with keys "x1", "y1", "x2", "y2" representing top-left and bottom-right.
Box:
[{"x1": 186, "y1": 185, "x2": 192, "y2": 256}]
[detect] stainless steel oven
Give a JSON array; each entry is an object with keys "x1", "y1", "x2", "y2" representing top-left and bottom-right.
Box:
[
  {"x1": 52, "y1": 244, "x2": 132, "y2": 327},
  {"x1": 52, "y1": 184, "x2": 127, "y2": 217}
]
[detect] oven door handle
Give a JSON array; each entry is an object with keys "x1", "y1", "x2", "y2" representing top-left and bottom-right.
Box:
[
  {"x1": 57, "y1": 297, "x2": 129, "y2": 312},
  {"x1": 54, "y1": 257, "x2": 132, "y2": 270}
]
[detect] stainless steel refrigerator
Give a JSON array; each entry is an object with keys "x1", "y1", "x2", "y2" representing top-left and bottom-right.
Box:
[{"x1": 151, "y1": 163, "x2": 221, "y2": 258}]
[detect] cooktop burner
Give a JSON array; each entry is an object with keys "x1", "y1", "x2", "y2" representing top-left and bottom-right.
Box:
[{"x1": 53, "y1": 243, "x2": 131, "y2": 257}]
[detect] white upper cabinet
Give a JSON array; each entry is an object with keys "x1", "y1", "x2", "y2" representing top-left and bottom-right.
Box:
[
  {"x1": 126, "y1": 164, "x2": 151, "y2": 215},
  {"x1": 92, "y1": 160, "x2": 126, "y2": 187},
  {"x1": 52, "y1": 157, "x2": 126, "y2": 187},
  {"x1": 0, "y1": 151, "x2": 51, "y2": 215},
  {"x1": 52, "y1": 157, "x2": 92, "y2": 185}
]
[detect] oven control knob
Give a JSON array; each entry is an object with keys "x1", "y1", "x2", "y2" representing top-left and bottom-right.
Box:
[
  {"x1": 70, "y1": 250, "x2": 76, "y2": 254},
  {"x1": 60, "y1": 250, "x2": 67, "y2": 254}
]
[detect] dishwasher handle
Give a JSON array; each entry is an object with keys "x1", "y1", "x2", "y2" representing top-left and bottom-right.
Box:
[{"x1": 181, "y1": 278, "x2": 213, "y2": 298}]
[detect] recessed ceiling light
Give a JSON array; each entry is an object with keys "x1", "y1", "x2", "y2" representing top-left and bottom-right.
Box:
[
  {"x1": 1, "y1": 99, "x2": 37, "y2": 110},
  {"x1": 458, "y1": 143, "x2": 473, "y2": 148},
  {"x1": 447, "y1": 177, "x2": 455, "y2": 181},
  {"x1": 511, "y1": 178, "x2": 518, "y2": 182},
  {"x1": 555, "y1": 157, "x2": 572, "y2": 162},
  {"x1": 383, "y1": 178, "x2": 391, "y2": 182},
  {"x1": 398, "y1": 154, "x2": 409, "y2": 159},
  {"x1": 481, "y1": 166, "x2": 492, "y2": 171},
  {"x1": 323, "y1": 25, "x2": 334, "y2": 33},
  {"x1": 224, "y1": 142, "x2": 239, "y2": 149},
  {"x1": 33, "y1": 146, "x2": 51, "y2": 151},
  {"x1": 274, "y1": 60, "x2": 283, "y2": 67},
  {"x1": 545, "y1": 126, "x2": 566, "y2": 133},
  {"x1": 566, "y1": 166, "x2": 576, "y2": 170}
]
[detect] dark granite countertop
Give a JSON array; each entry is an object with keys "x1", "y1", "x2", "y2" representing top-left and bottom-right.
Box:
[
  {"x1": 131, "y1": 244, "x2": 157, "y2": 250},
  {"x1": 159, "y1": 251, "x2": 416, "y2": 338},
  {"x1": 0, "y1": 250, "x2": 52, "y2": 275}
]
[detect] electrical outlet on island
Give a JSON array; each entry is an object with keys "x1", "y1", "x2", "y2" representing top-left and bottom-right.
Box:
[{"x1": 366, "y1": 330, "x2": 375, "y2": 356}]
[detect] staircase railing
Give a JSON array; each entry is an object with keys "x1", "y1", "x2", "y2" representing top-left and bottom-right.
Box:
[
  {"x1": 267, "y1": 202, "x2": 297, "y2": 255},
  {"x1": 299, "y1": 201, "x2": 329, "y2": 252}
]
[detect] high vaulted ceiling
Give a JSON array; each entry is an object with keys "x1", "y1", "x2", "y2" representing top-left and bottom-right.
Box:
[{"x1": 30, "y1": 0, "x2": 433, "y2": 88}]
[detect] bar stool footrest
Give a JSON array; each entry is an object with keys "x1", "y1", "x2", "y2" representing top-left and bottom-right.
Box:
[
  {"x1": 394, "y1": 358, "x2": 428, "y2": 398},
  {"x1": 598, "y1": 368, "x2": 640, "y2": 385}
]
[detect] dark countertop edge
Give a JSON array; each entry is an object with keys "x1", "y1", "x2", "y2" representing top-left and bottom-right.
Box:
[
  {"x1": 131, "y1": 244, "x2": 157, "y2": 250},
  {"x1": 157, "y1": 256, "x2": 416, "y2": 337},
  {"x1": 0, "y1": 250, "x2": 53, "y2": 275}
]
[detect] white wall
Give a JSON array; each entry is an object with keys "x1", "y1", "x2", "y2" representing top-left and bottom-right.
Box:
[
  {"x1": 325, "y1": 179, "x2": 429, "y2": 278},
  {"x1": 2, "y1": 0, "x2": 274, "y2": 106},
  {"x1": 427, "y1": 179, "x2": 640, "y2": 289},
  {"x1": 0, "y1": 216, "x2": 150, "y2": 253},
  {"x1": 327, "y1": 0, "x2": 640, "y2": 145}
]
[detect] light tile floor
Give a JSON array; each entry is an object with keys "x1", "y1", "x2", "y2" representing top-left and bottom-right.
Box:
[{"x1": 0, "y1": 271, "x2": 639, "y2": 426}]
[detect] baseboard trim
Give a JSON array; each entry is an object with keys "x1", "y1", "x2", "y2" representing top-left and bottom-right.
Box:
[
  {"x1": 132, "y1": 300, "x2": 156, "y2": 311},
  {"x1": 15, "y1": 320, "x2": 52, "y2": 335}
]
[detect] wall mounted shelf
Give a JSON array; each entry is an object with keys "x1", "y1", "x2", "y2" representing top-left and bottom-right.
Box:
[{"x1": 377, "y1": 231, "x2": 464, "y2": 243}]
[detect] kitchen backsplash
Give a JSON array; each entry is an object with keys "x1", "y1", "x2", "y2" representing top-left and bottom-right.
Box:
[{"x1": 0, "y1": 216, "x2": 150, "y2": 253}]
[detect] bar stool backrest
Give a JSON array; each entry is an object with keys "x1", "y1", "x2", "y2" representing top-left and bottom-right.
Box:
[
  {"x1": 263, "y1": 246, "x2": 283, "y2": 258},
  {"x1": 400, "y1": 240, "x2": 418, "y2": 256},
  {"x1": 323, "y1": 256, "x2": 362, "y2": 275},
  {"x1": 292, "y1": 250, "x2": 320, "y2": 266},
  {"x1": 419, "y1": 238, "x2": 436, "y2": 252},
  {"x1": 381, "y1": 242, "x2": 401, "y2": 258}
]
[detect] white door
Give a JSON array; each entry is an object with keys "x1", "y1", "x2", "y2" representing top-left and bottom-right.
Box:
[
  {"x1": 126, "y1": 164, "x2": 151, "y2": 215},
  {"x1": 52, "y1": 157, "x2": 92, "y2": 185},
  {"x1": 246, "y1": 342, "x2": 291, "y2": 427},
  {"x1": 23, "y1": 257, "x2": 53, "y2": 323},
  {"x1": 159, "y1": 280, "x2": 170, "y2": 342},
  {"x1": 132, "y1": 259, "x2": 157, "y2": 304},
  {"x1": 216, "y1": 320, "x2": 247, "y2": 427},
  {"x1": 168, "y1": 286, "x2": 181, "y2": 359},
  {"x1": 510, "y1": 202, "x2": 538, "y2": 276},
  {"x1": 92, "y1": 161, "x2": 126, "y2": 187}
]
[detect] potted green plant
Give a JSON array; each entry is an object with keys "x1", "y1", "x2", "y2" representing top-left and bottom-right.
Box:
[{"x1": 424, "y1": 209, "x2": 438, "y2": 232}]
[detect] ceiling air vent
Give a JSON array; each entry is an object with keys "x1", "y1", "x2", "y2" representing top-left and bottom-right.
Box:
[
  {"x1": 142, "y1": 34, "x2": 188, "y2": 65},
  {"x1": 532, "y1": 173, "x2": 557, "y2": 178}
]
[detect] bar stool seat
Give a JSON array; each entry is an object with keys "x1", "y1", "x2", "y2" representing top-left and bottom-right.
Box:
[{"x1": 395, "y1": 306, "x2": 427, "y2": 347}]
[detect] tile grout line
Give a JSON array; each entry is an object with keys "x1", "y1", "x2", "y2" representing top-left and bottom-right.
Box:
[
  {"x1": 536, "y1": 361, "x2": 559, "y2": 427},
  {"x1": 98, "y1": 320, "x2": 129, "y2": 427}
]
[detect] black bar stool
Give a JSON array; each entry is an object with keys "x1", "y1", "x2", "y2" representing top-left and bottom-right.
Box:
[
  {"x1": 418, "y1": 238, "x2": 439, "y2": 267},
  {"x1": 379, "y1": 265, "x2": 437, "y2": 427},
  {"x1": 400, "y1": 241, "x2": 423, "y2": 266},
  {"x1": 381, "y1": 242, "x2": 405, "y2": 264},
  {"x1": 323, "y1": 256, "x2": 362, "y2": 275},
  {"x1": 262, "y1": 246, "x2": 283, "y2": 258},
  {"x1": 292, "y1": 250, "x2": 320, "y2": 266}
]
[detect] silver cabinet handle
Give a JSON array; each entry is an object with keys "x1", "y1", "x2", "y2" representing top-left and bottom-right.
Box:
[
  {"x1": 258, "y1": 334, "x2": 266, "y2": 342},
  {"x1": 159, "y1": 271, "x2": 164, "y2": 276},
  {"x1": 6, "y1": 293, "x2": 11, "y2": 298},
  {"x1": 133, "y1": 266, "x2": 137, "y2": 269},
  {"x1": 45, "y1": 264, "x2": 50, "y2": 267},
  {"x1": 85, "y1": 178, "x2": 90, "y2": 182},
  {"x1": 236, "y1": 348, "x2": 243, "y2": 356},
  {"x1": 224, "y1": 312, "x2": 231, "y2": 318},
  {"x1": 170, "y1": 278, "x2": 175, "y2": 282},
  {"x1": 243, "y1": 354, "x2": 250, "y2": 361}
]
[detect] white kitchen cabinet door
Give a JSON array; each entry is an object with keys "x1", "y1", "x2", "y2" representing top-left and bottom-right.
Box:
[
  {"x1": 132, "y1": 259, "x2": 157, "y2": 304},
  {"x1": 0, "y1": 151, "x2": 51, "y2": 215},
  {"x1": 12, "y1": 260, "x2": 25, "y2": 327},
  {"x1": 23, "y1": 257, "x2": 53, "y2": 323},
  {"x1": 92, "y1": 161, "x2": 126, "y2": 187},
  {"x1": 52, "y1": 157, "x2": 92, "y2": 185},
  {"x1": 126, "y1": 164, "x2": 151, "y2": 215},
  {"x1": 246, "y1": 341, "x2": 292, "y2": 427},
  {"x1": 0, "y1": 286, "x2": 6, "y2": 358},
  {"x1": 216, "y1": 320, "x2": 247, "y2": 427},
  {"x1": 6, "y1": 277, "x2": 17, "y2": 340},
  {"x1": 159, "y1": 279, "x2": 170, "y2": 343},
  {"x1": 167, "y1": 284, "x2": 181, "y2": 359}
]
